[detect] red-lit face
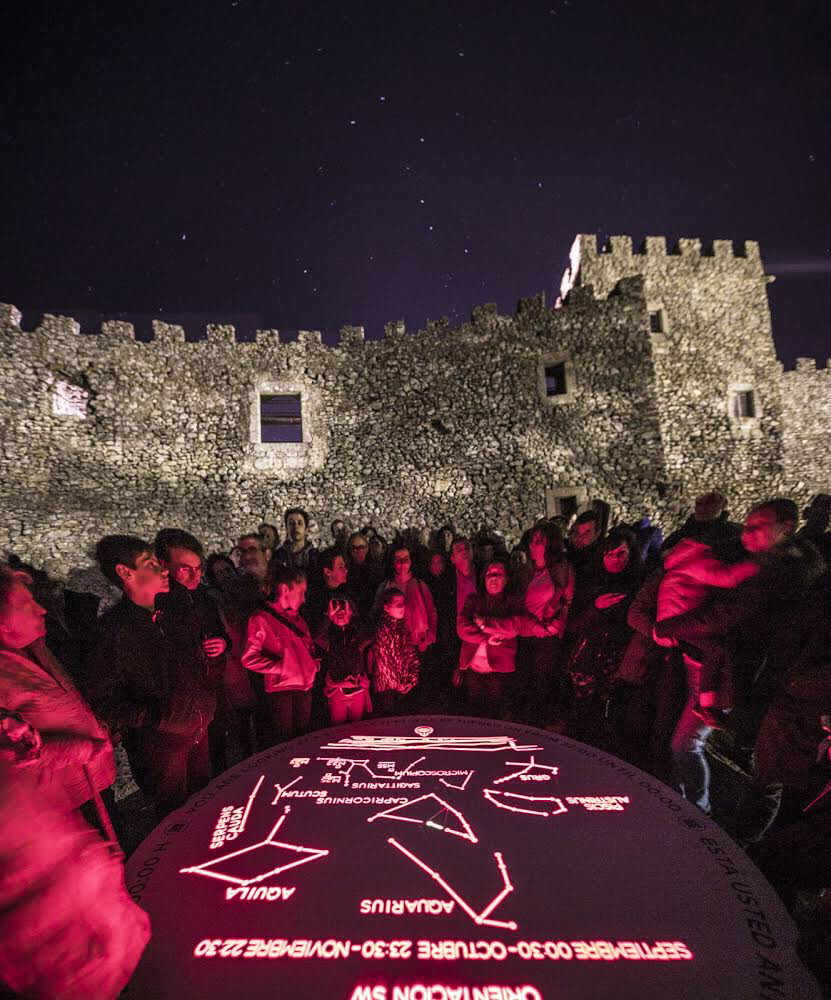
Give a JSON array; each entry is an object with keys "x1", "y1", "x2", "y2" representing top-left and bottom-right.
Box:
[
  {"x1": 327, "y1": 597, "x2": 353, "y2": 627},
  {"x1": 392, "y1": 549, "x2": 412, "y2": 580},
  {"x1": 450, "y1": 541, "x2": 473, "y2": 575},
  {"x1": 0, "y1": 581, "x2": 47, "y2": 649},
  {"x1": 166, "y1": 546, "x2": 203, "y2": 591},
  {"x1": 384, "y1": 594, "x2": 406, "y2": 620},
  {"x1": 603, "y1": 543, "x2": 629, "y2": 575},
  {"x1": 741, "y1": 509, "x2": 791, "y2": 554},
  {"x1": 324, "y1": 555, "x2": 348, "y2": 588},
  {"x1": 529, "y1": 531, "x2": 547, "y2": 568},
  {"x1": 118, "y1": 549, "x2": 169, "y2": 606},
  {"x1": 484, "y1": 563, "x2": 507, "y2": 596},
  {"x1": 280, "y1": 580, "x2": 307, "y2": 612},
  {"x1": 571, "y1": 521, "x2": 598, "y2": 550},
  {"x1": 429, "y1": 553, "x2": 445, "y2": 577}
]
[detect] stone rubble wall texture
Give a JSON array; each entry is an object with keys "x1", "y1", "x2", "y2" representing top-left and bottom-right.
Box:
[
  {"x1": 0, "y1": 232, "x2": 828, "y2": 579},
  {"x1": 781, "y1": 358, "x2": 831, "y2": 498}
]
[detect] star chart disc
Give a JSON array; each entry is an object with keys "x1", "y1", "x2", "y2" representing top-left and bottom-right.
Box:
[{"x1": 125, "y1": 716, "x2": 819, "y2": 1000}]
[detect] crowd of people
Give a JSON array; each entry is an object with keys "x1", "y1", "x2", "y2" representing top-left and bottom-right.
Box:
[{"x1": 1, "y1": 490, "x2": 830, "y2": 997}]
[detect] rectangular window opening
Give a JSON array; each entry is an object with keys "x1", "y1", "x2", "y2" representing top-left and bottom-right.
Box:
[
  {"x1": 558, "y1": 495, "x2": 579, "y2": 520},
  {"x1": 260, "y1": 393, "x2": 302, "y2": 443},
  {"x1": 544, "y1": 362, "x2": 567, "y2": 397},
  {"x1": 649, "y1": 310, "x2": 664, "y2": 333},
  {"x1": 731, "y1": 390, "x2": 755, "y2": 419}
]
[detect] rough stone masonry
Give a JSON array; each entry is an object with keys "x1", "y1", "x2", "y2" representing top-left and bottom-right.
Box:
[{"x1": 0, "y1": 233, "x2": 828, "y2": 579}]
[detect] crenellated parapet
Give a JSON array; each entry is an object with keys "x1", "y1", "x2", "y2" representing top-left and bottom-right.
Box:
[
  {"x1": 571, "y1": 233, "x2": 763, "y2": 264},
  {"x1": 788, "y1": 357, "x2": 831, "y2": 374},
  {"x1": 562, "y1": 232, "x2": 768, "y2": 304}
]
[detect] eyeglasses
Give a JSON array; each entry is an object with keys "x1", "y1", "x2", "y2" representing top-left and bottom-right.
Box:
[{"x1": 350, "y1": 543, "x2": 368, "y2": 551}]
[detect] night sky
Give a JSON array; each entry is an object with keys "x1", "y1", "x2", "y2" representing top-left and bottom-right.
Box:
[{"x1": 1, "y1": 0, "x2": 829, "y2": 366}]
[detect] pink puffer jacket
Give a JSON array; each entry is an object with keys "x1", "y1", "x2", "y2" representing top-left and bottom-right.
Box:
[
  {"x1": 0, "y1": 639, "x2": 115, "y2": 811},
  {"x1": 657, "y1": 539, "x2": 758, "y2": 622}
]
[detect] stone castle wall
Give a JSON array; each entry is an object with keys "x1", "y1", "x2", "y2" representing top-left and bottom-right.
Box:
[
  {"x1": 781, "y1": 357, "x2": 831, "y2": 498},
  {"x1": 564, "y1": 235, "x2": 787, "y2": 517},
  {"x1": 0, "y1": 232, "x2": 828, "y2": 578}
]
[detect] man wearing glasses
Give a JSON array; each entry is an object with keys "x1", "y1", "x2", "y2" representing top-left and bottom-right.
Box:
[{"x1": 345, "y1": 531, "x2": 378, "y2": 618}]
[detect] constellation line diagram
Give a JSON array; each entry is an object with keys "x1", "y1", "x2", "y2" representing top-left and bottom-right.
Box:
[
  {"x1": 316, "y1": 755, "x2": 427, "y2": 785},
  {"x1": 492, "y1": 756, "x2": 559, "y2": 785},
  {"x1": 367, "y1": 794, "x2": 478, "y2": 843},
  {"x1": 387, "y1": 837, "x2": 517, "y2": 931},
  {"x1": 439, "y1": 771, "x2": 474, "y2": 791},
  {"x1": 272, "y1": 775, "x2": 303, "y2": 803},
  {"x1": 238, "y1": 774, "x2": 265, "y2": 832},
  {"x1": 319, "y1": 735, "x2": 542, "y2": 753},
  {"x1": 483, "y1": 788, "x2": 568, "y2": 818},
  {"x1": 180, "y1": 806, "x2": 329, "y2": 886}
]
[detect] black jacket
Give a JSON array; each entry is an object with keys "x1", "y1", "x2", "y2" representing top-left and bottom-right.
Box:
[{"x1": 83, "y1": 594, "x2": 216, "y2": 738}]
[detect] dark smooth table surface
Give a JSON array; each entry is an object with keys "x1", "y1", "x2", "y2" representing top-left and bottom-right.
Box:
[{"x1": 125, "y1": 716, "x2": 820, "y2": 1000}]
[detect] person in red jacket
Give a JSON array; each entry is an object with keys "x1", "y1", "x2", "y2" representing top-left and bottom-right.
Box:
[
  {"x1": 0, "y1": 562, "x2": 115, "y2": 820},
  {"x1": 242, "y1": 564, "x2": 319, "y2": 743},
  {"x1": 456, "y1": 559, "x2": 527, "y2": 719},
  {"x1": 0, "y1": 709, "x2": 150, "y2": 1000}
]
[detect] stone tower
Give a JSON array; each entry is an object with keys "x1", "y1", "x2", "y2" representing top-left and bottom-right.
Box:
[{"x1": 560, "y1": 235, "x2": 785, "y2": 514}]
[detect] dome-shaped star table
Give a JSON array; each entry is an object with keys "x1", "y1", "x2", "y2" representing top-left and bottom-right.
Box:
[{"x1": 125, "y1": 717, "x2": 819, "y2": 999}]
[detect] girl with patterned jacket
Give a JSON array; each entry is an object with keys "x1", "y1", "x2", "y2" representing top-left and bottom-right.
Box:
[{"x1": 371, "y1": 588, "x2": 420, "y2": 715}]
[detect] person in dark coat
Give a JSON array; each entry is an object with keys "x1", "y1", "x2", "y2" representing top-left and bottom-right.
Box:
[
  {"x1": 345, "y1": 531, "x2": 381, "y2": 619},
  {"x1": 421, "y1": 550, "x2": 457, "y2": 710},
  {"x1": 567, "y1": 510, "x2": 604, "y2": 610},
  {"x1": 564, "y1": 527, "x2": 643, "y2": 744},
  {"x1": 155, "y1": 528, "x2": 230, "y2": 774},
  {"x1": 314, "y1": 597, "x2": 371, "y2": 724},
  {"x1": 654, "y1": 499, "x2": 825, "y2": 814},
  {"x1": 729, "y1": 573, "x2": 831, "y2": 845},
  {"x1": 273, "y1": 507, "x2": 319, "y2": 574},
  {"x1": 660, "y1": 491, "x2": 740, "y2": 552},
  {"x1": 613, "y1": 568, "x2": 685, "y2": 778},
  {"x1": 84, "y1": 535, "x2": 215, "y2": 820},
  {"x1": 456, "y1": 559, "x2": 527, "y2": 719}
]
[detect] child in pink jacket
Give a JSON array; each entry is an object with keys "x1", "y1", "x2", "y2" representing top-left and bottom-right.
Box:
[
  {"x1": 242, "y1": 565, "x2": 319, "y2": 743},
  {"x1": 656, "y1": 538, "x2": 759, "y2": 727}
]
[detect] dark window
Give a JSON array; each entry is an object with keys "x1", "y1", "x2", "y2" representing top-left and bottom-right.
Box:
[
  {"x1": 558, "y1": 495, "x2": 579, "y2": 520},
  {"x1": 731, "y1": 390, "x2": 755, "y2": 419},
  {"x1": 649, "y1": 310, "x2": 664, "y2": 333},
  {"x1": 260, "y1": 394, "x2": 302, "y2": 442},
  {"x1": 544, "y1": 362, "x2": 567, "y2": 397}
]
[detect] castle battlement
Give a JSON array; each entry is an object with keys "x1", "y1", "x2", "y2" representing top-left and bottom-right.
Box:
[
  {"x1": 785, "y1": 357, "x2": 831, "y2": 374},
  {"x1": 2, "y1": 284, "x2": 634, "y2": 352},
  {"x1": 573, "y1": 233, "x2": 763, "y2": 263}
]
